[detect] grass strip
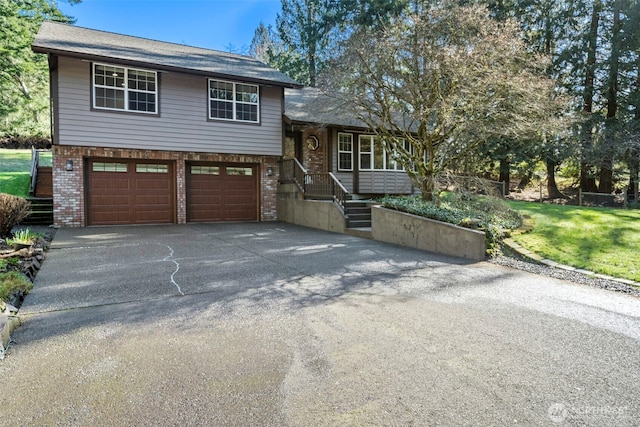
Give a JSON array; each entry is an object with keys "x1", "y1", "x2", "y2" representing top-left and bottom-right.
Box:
[{"x1": 508, "y1": 201, "x2": 640, "y2": 282}]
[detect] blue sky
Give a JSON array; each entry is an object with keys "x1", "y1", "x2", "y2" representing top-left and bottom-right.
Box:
[{"x1": 58, "y1": 0, "x2": 282, "y2": 53}]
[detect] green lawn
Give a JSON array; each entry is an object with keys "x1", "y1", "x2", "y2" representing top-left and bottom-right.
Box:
[
  {"x1": 508, "y1": 201, "x2": 640, "y2": 282},
  {"x1": 0, "y1": 148, "x2": 51, "y2": 198}
]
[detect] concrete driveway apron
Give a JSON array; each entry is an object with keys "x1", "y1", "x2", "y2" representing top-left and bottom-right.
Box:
[{"x1": 2, "y1": 222, "x2": 640, "y2": 426}]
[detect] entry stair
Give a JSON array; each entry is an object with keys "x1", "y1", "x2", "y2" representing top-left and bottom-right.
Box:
[
  {"x1": 280, "y1": 158, "x2": 372, "y2": 236},
  {"x1": 23, "y1": 148, "x2": 54, "y2": 225},
  {"x1": 344, "y1": 200, "x2": 372, "y2": 228}
]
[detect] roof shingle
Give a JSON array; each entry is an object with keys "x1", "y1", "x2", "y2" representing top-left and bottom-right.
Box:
[{"x1": 32, "y1": 21, "x2": 301, "y2": 88}]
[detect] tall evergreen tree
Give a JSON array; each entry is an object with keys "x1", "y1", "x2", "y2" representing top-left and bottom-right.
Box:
[
  {"x1": 276, "y1": 0, "x2": 347, "y2": 86},
  {"x1": 0, "y1": 0, "x2": 78, "y2": 137}
]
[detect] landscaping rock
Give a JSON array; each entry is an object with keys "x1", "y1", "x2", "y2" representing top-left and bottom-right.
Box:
[
  {"x1": 3, "y1": 302, "x2": 18, "y2": 315},
  {"x1": 491, "y1": 252, "x2": 640, "y2": 297}
]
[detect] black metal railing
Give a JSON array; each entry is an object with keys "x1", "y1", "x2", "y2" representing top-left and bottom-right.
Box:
[
  {"x1": 279, "y1": 159, "x2": 349, "y2": 211},
  {"x1": 328, "y1": 172, "x2": 349, "y2": 211},
  {"x1": 304, "y1": 172, "x2": 349, "y2": 211},
  {"x1": 29, "y1": 146, "x2": 40, "y2": 196},
  {"x1": 279, "y1": 158, "x2": 307, "y2": 193}
]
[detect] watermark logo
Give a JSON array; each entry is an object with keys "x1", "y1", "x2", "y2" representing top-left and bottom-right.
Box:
[
  {"x1": 548, "y1": 403, "x2": 568, "y2": 423},
  {"x1": 548, "y1": 402, "x2": 629, "y2": 424}
]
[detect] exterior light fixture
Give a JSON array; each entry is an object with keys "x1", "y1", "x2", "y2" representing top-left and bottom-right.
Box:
[
  {"x1": 65, "y1": 159, "x2": 73, "y2": 171},
  {"x1": 266, "y1": 167, "x2": 274, "y2": 176}
]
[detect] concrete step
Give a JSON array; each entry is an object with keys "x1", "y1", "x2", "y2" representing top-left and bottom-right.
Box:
[
  {"x1": 345, "y1": 227, "x2": 373, "y2": 239},
  {"x1": 345, "y1": 201, "x2": 372, "y2": 228}
]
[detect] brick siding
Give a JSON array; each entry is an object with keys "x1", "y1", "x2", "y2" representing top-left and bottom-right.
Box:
[
  {"x1": 52, "y1": 146, "x2": 279, "y2": 227},
  {"x1": 302, "y1": 128, "x2": 327, "y2": 174}
]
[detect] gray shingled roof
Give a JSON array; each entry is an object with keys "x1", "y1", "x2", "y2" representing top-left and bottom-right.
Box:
[
  {"x1": 285, "y1": 88, "x2": 419, "y2": 132},
  {"x1": 284, "y1": 87, "x2": 368, "y2": 128},
  {"x1": 32, "y1": 21, "x2": 301, "y2": 88}
]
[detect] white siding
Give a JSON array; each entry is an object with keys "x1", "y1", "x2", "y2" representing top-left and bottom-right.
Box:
[{"x1": 56, "y1": 57, "x2": 283, "y2": 156}]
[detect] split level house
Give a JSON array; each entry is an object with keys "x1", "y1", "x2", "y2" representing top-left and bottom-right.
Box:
[{"x1": 32, "y1": 22, "x2": 416, "y2": 228}]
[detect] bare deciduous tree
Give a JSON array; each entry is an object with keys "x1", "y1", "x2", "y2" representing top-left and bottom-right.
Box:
[{"x1": 323, "y1": 1, "x2": 567, "y2": 201}]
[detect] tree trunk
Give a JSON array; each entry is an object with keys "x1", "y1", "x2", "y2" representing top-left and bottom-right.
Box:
[
  {"x1": 517, "y1": 170, "x2": 533, "y2": 190},
  {"x1": 546, "y1": 159, "x2": 564, "y2": 198},
  {"x1": 580, "y1": 0, "x2": 600, "y2": 192},
  {"x1": 420, "y1": 175, "x2": 435, "y2": 202},
  {"x1": 628, "y1": 155, "x2": 639, "y2": 201},
  {"x1": 598, "y1": 0, "x2": 622, "y2": 194},
  {"x1": 308, "y1": 47, "x2": 317, "y2": 87},
  {"x1": 498, "y1": 158, "x2": 510, "y2": 195},
  {"x1": 630, "y1": 15, "x2": 640, "y2": 201}
]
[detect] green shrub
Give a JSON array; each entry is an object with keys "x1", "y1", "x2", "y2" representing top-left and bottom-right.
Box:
[
  {"x1": 0, "y1": 193, "x2": 31, "y2": 238},
  {"x1": 0, "y1": 271, "x2": 33, "y2": 303},
  {"x1": 379, "y1": 194, "x2": 522, "y2": 253},
  {"x1": 7, "y1": 228, "x2": 40, "y2": 245}
]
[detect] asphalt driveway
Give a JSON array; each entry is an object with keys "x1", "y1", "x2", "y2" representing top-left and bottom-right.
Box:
[{"x1": 1, "y1": 222, "x2": 639, "y2": 426}]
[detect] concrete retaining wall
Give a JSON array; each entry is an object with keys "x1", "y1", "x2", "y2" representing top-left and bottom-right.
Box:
[
  {"x1": 371, "y1": 207, "x2": 486, "y2": 261},
  {"x1": 277, "y1": 188, "x2": 486, "y2": 261},
  {"x1": 277, "y1": 185, "x2": 346, "y2": 234}
]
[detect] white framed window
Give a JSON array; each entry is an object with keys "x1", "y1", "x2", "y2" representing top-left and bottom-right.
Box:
[
  {"x1": 337, "y1": 132, "x2": 353, "y2": 171},
  {"x1": 93, "y1": 63, "x2": 157, "y2": 114},
  {"x1": 209, "y1": 79, "x2": 259, "y2": 123},
  {"x1": 359, "y1": 135, "x2": 385, "y2": 170},
  {"x1": 386, "y1": 138, "x2": 410, "y2": 171},
  {"x1": 359, "y1": 135, "x2": 408, "y2": 171}
]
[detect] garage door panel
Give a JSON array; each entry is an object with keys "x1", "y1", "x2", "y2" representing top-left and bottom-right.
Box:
[
  {"x1": 90, "y1": 195, "x2": 131, "y2": 207},
  {"x1": 90, "y1": 177, "x2": 131, "y2": 190},
  {"x1": 187, "y1": 163, "x2": 258, "y2": 222},
  {"x1": 190, "y1": 196, "x2": 222, "y2": 206},
  {"x1": 135, "y1": 194, "x2": 172, "y2": 205},
  {"x1": 87, "y1": 159, "x2": 175, "y2": 225},
  {"x1": 92, "y1": 211, "x2": 131, "y2": 225},
  {"x1": 135, "y1": 210, "x2": 173, "y2": 223},
  {"x1": 226, "y1": 194, "x2": 255, "y2": 205},
  {"x1": 135, "y1": 179, "x2": 170, "y2": 190},
  {"x1": 189, "y1": 180, "x2": 222, "y2": 191}
]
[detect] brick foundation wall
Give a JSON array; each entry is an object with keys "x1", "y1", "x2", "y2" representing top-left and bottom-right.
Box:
[
  {"x1": 52, "y1": 146, "x2": 84, "y2": 227},
  {"x1": 52, "y1": 145, "x2": 280, "y2": 227}
]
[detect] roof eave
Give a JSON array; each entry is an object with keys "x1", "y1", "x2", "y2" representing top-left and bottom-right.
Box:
[{"x1": 32, "y1": 45, "x2": 304, "y2": 89}]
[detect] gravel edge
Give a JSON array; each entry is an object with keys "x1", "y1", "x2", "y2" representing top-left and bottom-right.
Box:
[{"x1": 490, "y1": 248, "x2": 640, "y2": 297}]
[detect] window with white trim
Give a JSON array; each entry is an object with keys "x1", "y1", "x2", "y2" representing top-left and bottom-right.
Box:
[
  {"x1": 337, "y1": 133, "x2": 353, "y2": 171},
  {"x1": 93, "y1": 63, "x2": 157, "y2": 113},
  {"x1": 386, "y1": 138, "x2": 409, "y2": 170},
  {"x1": 359, "y1": 135, "x2": 385, "y2": 170},
  {"x1": 209, "y1": 79, "x2": 259, "y2": 123},
  {"x1": 359, "y1": 135, "x2": 409, "y2": 171}
]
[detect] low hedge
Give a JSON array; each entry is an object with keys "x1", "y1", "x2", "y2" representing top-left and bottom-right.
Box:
[{"x1": 379, "y1": 194, "x2": 522, "y2": 252}]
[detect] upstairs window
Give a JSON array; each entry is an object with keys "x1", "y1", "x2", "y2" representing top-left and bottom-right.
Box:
[
  {"x1": 209, "y1": 79, "x2": 259, "y2": 123},
  {"x1": 93, "y1": 63, "x2": 157, "y2": 114}
]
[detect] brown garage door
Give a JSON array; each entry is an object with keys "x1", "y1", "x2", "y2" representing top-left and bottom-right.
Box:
[
  {"x1": 187, "y1": 163, "x2": 258, "y2": 222},
  {"x1": 86, "y1": 159, "x2": 175, "y2": 225}
]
